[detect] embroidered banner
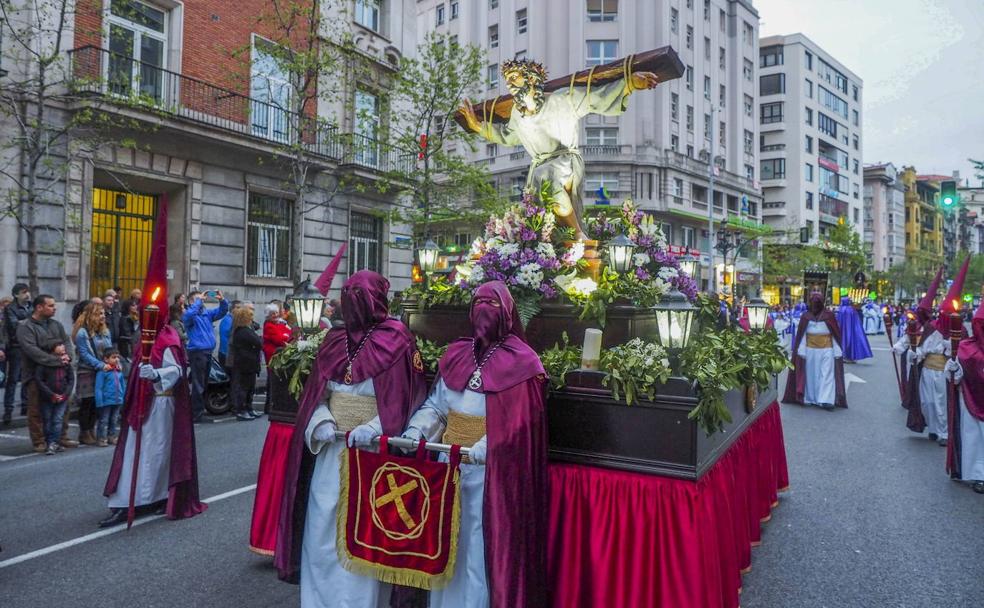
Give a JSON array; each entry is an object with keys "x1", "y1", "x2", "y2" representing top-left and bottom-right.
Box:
[{"x1": 339, "y1": 436, "x2": 462, "y2": 589}]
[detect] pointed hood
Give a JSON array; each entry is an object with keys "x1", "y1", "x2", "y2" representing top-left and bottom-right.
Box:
[
  {"x1": 939, "y1": 256, "x2": 970, "y2": 318},
  {"x1": 916, "y1": 266, "x2": 944, "y2": 319}
]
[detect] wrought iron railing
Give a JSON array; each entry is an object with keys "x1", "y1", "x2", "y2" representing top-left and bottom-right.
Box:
[
  {"x1": 582, "y1": 144, "x2": 621, "y2": 156},
  {"x1": 67, "y1": 45, "x2": 413, "y2": 176}
]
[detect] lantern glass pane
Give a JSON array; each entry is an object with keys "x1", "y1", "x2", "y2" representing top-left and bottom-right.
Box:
[{"x1": 656, "y1": 309, "x2": 671, "y2": 349}]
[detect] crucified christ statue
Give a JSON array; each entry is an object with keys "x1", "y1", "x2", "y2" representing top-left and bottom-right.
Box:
[{"x1": 457, "y1": 56, "x2": 662, "y2": 240}]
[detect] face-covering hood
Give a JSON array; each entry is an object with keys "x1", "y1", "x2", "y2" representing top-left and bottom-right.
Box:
[
  {"x1": 340, "y1": 271, "x2": 390, "y2": 345},
  {"x1": 470, "y1": 281, "x2": 524, "y2": 358},
  {"x1": 809, "y1": 292, "x2": 825, "y2": 315}
]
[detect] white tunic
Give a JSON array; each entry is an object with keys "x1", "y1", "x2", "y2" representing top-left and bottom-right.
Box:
[
  {"x1": 107, "y1": 348, "x2": 179, "y2": 508},
  {"x1": 798, "y1": 321, "x2": 842, "y2": 407},
  {"x1": 301, "y1": 379, "x2": 390, "y2": 608},
  {"x1": 404, "y1": 379, "x2": 489, "y2": 608},
  {"x1": 915, "y1": 331, "x2": 949, "y2": 439}
]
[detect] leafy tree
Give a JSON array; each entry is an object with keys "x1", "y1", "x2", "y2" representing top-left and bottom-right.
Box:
[{"x1": 374, "y1": 32, "x2": 504, "y2": 239}]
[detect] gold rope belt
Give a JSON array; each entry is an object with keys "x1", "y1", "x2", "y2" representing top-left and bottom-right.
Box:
[
  {"x1": 923, "y1": 354, "x2": 947, "y2": 371},
  {"x1": 329, "y1": 392, "x2": 378, "y2": 432},
  {"x1": 441, "y1": 411, "x2": 486, "y2": 447},
  {"x1": 155, "y1": 391, "x2": 172, "y2": 397},
  {"x1": 805, "y1": 334, "x2": 833, "y2": 349}
]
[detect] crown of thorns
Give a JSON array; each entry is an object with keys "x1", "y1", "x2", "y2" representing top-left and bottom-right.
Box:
[{"x1": 501, "y1": 59, "x2": 548, "y2": 82}]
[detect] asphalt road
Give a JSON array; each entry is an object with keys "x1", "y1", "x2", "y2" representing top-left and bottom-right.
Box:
[{"x1": 0, "y1": 341, "x2": 981, "y2": 607}]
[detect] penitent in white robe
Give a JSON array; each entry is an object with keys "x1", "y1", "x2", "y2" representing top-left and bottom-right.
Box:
[
  {"x1": 959, "y1": 398, "x2": 984, "y2": 482},
  {"x1": 798, "y1": 321, "x2": 842, "y2": 407},
  {"x1": 301, "y1": 379, "x2": 390, "y2": 608},
  {"x1": 915, "y1": 331, "x2": 949, "y2": 439},
  {"x1": 107, "y1": 348, "x2": 179, "y2": 509},
  {"x1": 404, "y1": 379, "x2": 489, "y2": 608}
]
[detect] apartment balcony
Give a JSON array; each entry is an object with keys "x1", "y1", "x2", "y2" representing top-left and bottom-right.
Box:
[
  {"x1": 582, "y1": 144, "x2": 624, "y2": 156},
  {"x1": 661, "y1": 151, "x2": 757, "y2": 194},
  {"x1": 67, "y1": 45, "x2": 413, "y2": 176}
]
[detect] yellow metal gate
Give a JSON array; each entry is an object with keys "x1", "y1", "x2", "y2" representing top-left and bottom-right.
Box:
[{"x1": 89, "y1": 188, "x2": 156, "y2": 298}]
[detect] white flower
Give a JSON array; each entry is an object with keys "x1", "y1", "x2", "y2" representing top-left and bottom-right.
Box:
[
  {"x1": 554, "y1": 271, "x2": 597, "y2": 297},
  {"x1": 652, "y1": 277, "x2": 667, "y2": 292},
  {"x1": 296, "y1": 340, "x2": 312, "y2": 352},
  {"x1": 633, "y1": 252, "x2": 651, "y2": 267},
  {"x1": 536, "y1": 242, "x2": 556, "y2": 259},
  {"x1": 658, "y1": 266, "x2": 679, "y2": 281},
  {"x1": 467, "y1": 265, "x2": 484, "y2": 284},
  {"x1": 469, "y1": 237, "x2": 484, "y2": 256},
  {"x1": 495, "y1": 243, "x2": 519, "y2": 258},
  {"x1": 638, "y1": 214, "x2": 660, "y2": 237},
  {"x1": 516, "y1": 262, "x2": 544, "y2": 289},
  {"x1": 561, "y1": 241, "x2": 584, "y2": 265}
]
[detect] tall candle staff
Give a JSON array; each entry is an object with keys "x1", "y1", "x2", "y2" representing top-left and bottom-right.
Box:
[
  {"x1": 127, "y1": 287, "x2": 161, "y2": 528},
  {"x1": 883, "y1": 307, "x2": 902, "y2": 401}
]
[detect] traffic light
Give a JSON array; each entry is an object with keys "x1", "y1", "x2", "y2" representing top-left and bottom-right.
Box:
[{"x1": 940, "y1": 180, "x2": 958, "y2": 210}]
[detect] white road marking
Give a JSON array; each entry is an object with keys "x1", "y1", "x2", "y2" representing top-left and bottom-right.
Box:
[{"x1": 0, "y1": 483, "x2": 257, "y2": 569}]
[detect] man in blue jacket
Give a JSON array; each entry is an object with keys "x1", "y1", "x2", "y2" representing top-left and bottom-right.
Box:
[{"x1": 182, "y1": 290, "x2": 229, "y2": 422}]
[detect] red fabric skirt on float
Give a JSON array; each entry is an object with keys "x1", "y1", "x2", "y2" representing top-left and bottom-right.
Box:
[
  {"x1": 249, "y1": 421, "x2": 294, "y2": 556},
  {"x1": 547, "y1": 401, "x2": 789, "y2": 608}
]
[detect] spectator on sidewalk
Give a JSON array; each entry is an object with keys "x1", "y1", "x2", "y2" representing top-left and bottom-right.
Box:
[
  {"x1": 34, "y1": 341, "x2": 73, "y2": 455},
  {"x1": 103, "y1": 290, "x2": 121, "y2": 348},
  {"x1": 230, "y1": 303, "x2": 261, "y2": 421},
  {"x1": 218, "y1": 300, "x2": 241, "y2": 369},
  {"x1": 3, "y1": 284, "x2": 32, "y2": 425},
  {"x1": 94, "y1": 348, "x2": 125, "y2": 447},
  {"x1": 262, "y1": 301, "x2": 293, "y2": 413},
  {"x1": 127, "y1": 289, "x2": 141, "y2": 310},
  {"x1": 169, "y1": 302, "x2": 188, "y2": 349},
  {"x1": 72, "y1": 302, "x2": 114, "y2": 445},
  {"x1": 183, "y1": 290, "x2": 229, "y2": 423},
  {"x1": 117, "y1": 299, "x2": 139, "y2": 369},
  {"x1": 71, "y1": 296, "x2": 102, "y2": 323},
  {"x1": 17, "y1": 295, "x2": 77, "y2": 452}
]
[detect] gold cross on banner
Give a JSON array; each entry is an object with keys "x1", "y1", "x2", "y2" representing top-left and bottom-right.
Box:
[{"x1": 375, "y1": 473, "x2": 419, "y2": 529}]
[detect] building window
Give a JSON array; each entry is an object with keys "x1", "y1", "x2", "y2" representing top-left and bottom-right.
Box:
[
  {"x1": 853, "y1": 159, "x2": 860, "y2": 174},
  {"x1": 587, "y1": 0, "x2": 618, "y2": 22},
  {"x1": 744, "y1": 129, "x2": 753, "y2": 154},
  {"x1": 586, "y1": 127, "x2": 618, "y2": 146},
  {"x1": 703, "y1": 76, "x2": 711, "y2": 99},
  {"x1": 719, "y1": 84, "x2": 726, "y2": 108},
  {"x1": 487, "y1": 64, "x2": 498, "y2": 88},
  {"x1": 852, "y1": 109, "x2": 859, "y2": 126},
  {"x1": 818, "y1": 58, "x2": 848, "y2": 94},
  {"x1": 703, "y1": 113, "x2": 711, "y2": 139},
  {"x1": 743, "y1": 94, "x2": 753, "y2": 117},
  {"x1": 819, "y1": 86, "x2": 848, "y2": 118},
  {"x1": 805, "y1": 107, "x2": 813, "y2": 125},
  {"x1": 743, "y1": 21, "x2": 754, "y2": 45},
  {"x1": 686, "y1": 105, "x2": 694, "y2": 131},
  {"x1": 760, "y1": 158, "x2": 785, "y2": 180},
  {"x1": 704, "y1": 37, "x2": 711, "y2": 60},
  {"x1": 760, "y1": 73, "x2": 786, "y2": 96},
  {"x1": 687, "y1": 144, "x2": 694, "y2": 157},
  {"x1": 686, "y1": 65, "x2": 694, "y2": 90},
  {"x1": 805, "y1": 50, "x2": 813, "y2": 70},
  {"x1": 436, "y1": 4, "x2": 445, "y2": 25},
  {"x1": 489, "y1": 0, "x2": 498, "y2": 7},
  {"x1": 486, "y1": 143, "x2": 497, "y2": 158},
  {"x1": 704, "y1": 0, "x2": 710, "y2": 20},
  {"x1": 488, "y1": 25, "x2": 498, "y2": 48},
  {"x1": 106, "y1": 0, "x2": 168, "y2": 102},
  {"x1": 686, "y1": 25, "x2": 694, "y2": 50},
  {"x1": 246, "y1": 192, "x2": 293, "y2": 279},
  {"x1": 804, "y1": 78, "x2": 813, "y2": 98},
  {"x1": 760, "y1": 101, "x2": 783, "y2": 124},
  {"x1": 671, "y1": 93, "x2": 679, "y2": 120},
  {"x1": 719, "y1": 121, "x2": 726, "y2": 146},
  {"x1": 805, "y1": 163, "x2": 814, "y2": 182},
  {"x1": 805, "y1": 135, "x2": 813, "y2": 153},
  {"x1": 671, "y1": 134, "x2": 679, "y2": 151},
  {"x1": 852, "y1": 84, "x2": 859, "y2": 101},
  {"x1": 350, "y1": 211, "x2": 383, "y2": 274},
  {"x1": 355, "y1": 0, "x2": 380, "y2": 31},
  {"x1": 681, "y1": 226, "x2": 696, "y2": 248},
  {"x1": 672, "y1": 178, "x2": 684, "y2": 198},
  {"x1": 516, "y1": 8, "x2": 527, "y2": 34},
  {"x1": 854, "y1": 207, "x2": 859, "y2": 222},
  {"x1": 760, "y1": 45, "x2": 782, "y2": 67},
  {"x1": 719, "y1": 47, "x2": 726, "y2": 69},
  {"x1": 818, "y1": 112, "x2": 838, "y2": 137},
  {"x1": 745, "y1": 164, "x2": 754, "y2": 180},
  {"x1": 586, "y1": 40, "x2": 618, "y2": 66},
  {"x1": 354, "y1": 89, "x2": 381, "y2": 165},
  {"x1": 719, "y1": 8, "x2": 725, "y2": 30},
  {"x1": 251, "y1": 41, "x2": 292, "y2": 143},
  {"x1": 515, "y1": 49, "x2": 527, "y2": 60},
  {"x1": 450, "y1": 1, "x2": 458, "y2": 19},
  {"x1": 585, "y1": 172, "x2": 620, "y2": 193},
  {"x1": 671, "y1": 8, "x2": 679, "y2": 33},
  {"x1": 806, "y1": 191, "x2": 814, "y2": 209},
  {"x1": 853, "y1": 134, "x2": 859, "y2": 150},
  {"x1": 743, "y1": 58, "x2": 753, "y2": 81}
]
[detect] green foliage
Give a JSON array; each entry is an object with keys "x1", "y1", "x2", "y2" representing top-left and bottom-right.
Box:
[
  {"x1": 540, "y1": 333, "x2": 582, "y2": 390},
  {"x1": 600, "y1": 338, "x2": 671, "y2": 405},
  {"x1": 395, "y1": 278, "x2": 471, "y2": 315},
  {"x1": 514, "y1": 292, "x2": 542, "y2": 328},
  {"x1": 415, "y1": 337, "x2": 448, "y2": 373},
  {"x1": 569, "y1": 267, "x2": 667, "y2": 328},
  {"x1": 268, "y1": 329, "x2": 329, "y2": 399}
]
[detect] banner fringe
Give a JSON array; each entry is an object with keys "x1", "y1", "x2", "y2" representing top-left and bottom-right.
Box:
[{"x1": 336, "y1": 448, "x2": 463, "y2": 591}]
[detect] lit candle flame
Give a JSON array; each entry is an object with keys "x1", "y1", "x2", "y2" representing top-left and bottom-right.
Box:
[
  {"x1": 882, "y1": 306, "x2": 888, "y2": 314},
  {"x1": 150, "y1": 287, "x2": 161, "y2": 303},
  {"x1": 906, "y1": 312, "x2": 915, "y2": 320},
  {"x1": 952, "y1": 299, "x2": 960, "y2": 312}
]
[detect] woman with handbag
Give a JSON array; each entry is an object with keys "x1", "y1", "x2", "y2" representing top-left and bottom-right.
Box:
[{"x1": 72, "y1": 302, "x2": 114, "y2": 445}]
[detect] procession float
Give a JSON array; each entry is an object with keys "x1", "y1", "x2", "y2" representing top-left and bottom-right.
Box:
[{"x1": 264, "y1": 47, "x2": 791, "y2": 608}]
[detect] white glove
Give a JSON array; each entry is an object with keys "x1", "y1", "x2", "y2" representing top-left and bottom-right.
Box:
[
  {"x1": 139, "y1": 364, "x2": 158, "y2": 381},
  {"x1": 906, "y1": 350, "x2": 917, "y2": 365},
  {"x1": 945, "y1": 359, "x2": 963, "y2": 383},
  {"x1": 467, "y1": 441, "x2": 487, "y2": 465},
  {"x1": 401, "y1": 427, "x2": 425, "y2": 443},
  {"x1": 312, "y1": 421, "x2": 337, "y2": 444},
  {"x1": 348, "y1": 424, "x2": 379, "y2": 448}
]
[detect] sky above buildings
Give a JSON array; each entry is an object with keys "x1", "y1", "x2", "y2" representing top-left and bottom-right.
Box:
[{"x1": 757, "y1": 0, "x2": 984, "y2": 185}]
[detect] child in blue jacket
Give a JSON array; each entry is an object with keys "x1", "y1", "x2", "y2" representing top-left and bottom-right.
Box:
[{"x1": 95, "y1": 348, "x2": 126, "y2": 447}]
